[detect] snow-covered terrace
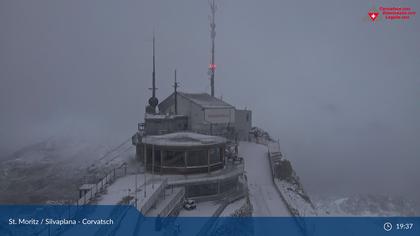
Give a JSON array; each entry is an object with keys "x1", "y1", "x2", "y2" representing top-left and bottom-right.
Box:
[
  {"x1": 96, "y1": 174, "x2": 163, "y2": 207},
  {"x1": 142, "y1": 132, "x2": 226, "y2": 147},
  {"x1": 239, "y1": 141, "x2": 290, "y2": 217}
]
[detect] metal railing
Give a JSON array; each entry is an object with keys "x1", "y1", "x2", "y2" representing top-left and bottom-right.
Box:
[
  {"x1": 77, "y1": 163, "x2": 128, "y2": 205},
  {"x1": 138, "y1": 178, "x2": 168, "y2": 214},
  {"x1": 159, "y1": 187, "x2": 185, "y2": 217}
]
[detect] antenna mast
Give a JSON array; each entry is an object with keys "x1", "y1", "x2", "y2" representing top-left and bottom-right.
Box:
[
  {"x1": 208, "y1": 0, "x2": 217, "y2": 97},
  {"x1": 147, "y1": 33, "x2": 159, "y2": 114},
  {"x1": 152, "y1": 34, "x2": 157, "y2": 98},
  {"x1": 173, "y1": 69, "x2": 179, "y2": 115}
]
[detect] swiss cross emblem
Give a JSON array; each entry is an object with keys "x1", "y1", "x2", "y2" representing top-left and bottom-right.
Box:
[{"x1": 368, "y1": 11, "x2": 379, "y2": 21}]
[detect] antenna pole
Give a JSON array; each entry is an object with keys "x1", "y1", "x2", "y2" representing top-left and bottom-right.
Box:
[
  {"x1": 152, "y1": 34, "x2": 156, "y2": 98},
  {"x1": 147, "y1": 33, "x2": 159, "y2": 114},
  {"x1": 173, "y1": 69, "x2": 179, "y2": 115},
  {"x1": 209, "y1": 0, "x2": 217, "y2": 97}
]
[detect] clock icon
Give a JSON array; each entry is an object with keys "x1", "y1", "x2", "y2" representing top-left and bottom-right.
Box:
[{"x1": 384, "y1": 222, "x2": 393, "y2": 232}]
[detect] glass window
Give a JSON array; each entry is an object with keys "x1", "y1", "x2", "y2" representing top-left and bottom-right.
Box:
[
  {"x1": 187, "y1": 150, "x2": 208, "y2": 166},
  {"x1": 154, "y1": 149, "x2": 161, "y2": 165},
  {"x1": 145, "y1": 147, "x2": 161, "y2": 164},
  {"x1": 209, "y1": 148, "x2": 221, "y2": 164},
  {"x1": 146, "y1": 146, "x2": 153, "y2": 164},
  {"x1": 162, "y1": 151, "x2": 185, "y2": 167}
]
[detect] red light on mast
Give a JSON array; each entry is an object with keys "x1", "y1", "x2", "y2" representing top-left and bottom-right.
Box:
[{"x1": 209, "y1": 63, "x2": 216, "y2": 70}]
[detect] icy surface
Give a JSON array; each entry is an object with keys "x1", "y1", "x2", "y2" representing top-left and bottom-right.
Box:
[{"x1": 239, "y1": 142, "x2": 290, "y2": 216}]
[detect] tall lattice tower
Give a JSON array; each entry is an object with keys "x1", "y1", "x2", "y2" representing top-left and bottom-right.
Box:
[{"x1": 208, "y1": 0, "x2": 217, "y2": 97}]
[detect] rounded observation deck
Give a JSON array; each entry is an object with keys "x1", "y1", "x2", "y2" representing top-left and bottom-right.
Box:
[{"x1": 139, "y1": 132, "x2": 227, "y2": 174}]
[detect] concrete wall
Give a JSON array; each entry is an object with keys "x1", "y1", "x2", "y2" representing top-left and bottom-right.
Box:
[
  {"x1": 234, "y1": 109, "x2": 252, "y2": 141},
  {"x1": 176, "y1": 97, "x2": 234, "y2": 136},
  {"x1": 161, "y1": 95, "x2": 205, "y2": 131}
]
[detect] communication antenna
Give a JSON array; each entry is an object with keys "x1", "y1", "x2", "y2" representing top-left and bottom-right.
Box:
[
  {"x1": 208, "y1": 0, "x2": 217, "y2": 97},
  {"x1": 147, "y1": 33, "x2": 159, "y2": 113},
  {"x1": 151, "y1": 34, "x2": 157, "y2": 98},
  {"x1": 173, "y1": 69, "x2": 179, "y2": 115}
]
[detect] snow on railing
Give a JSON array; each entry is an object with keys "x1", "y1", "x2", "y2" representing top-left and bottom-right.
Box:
[
  {"x1": 159, "y1": 187, "x2": 185, "y2": 217},
  {"x1": 262, "y1": 134, "x2": 317, "y2": 235},
  {"x1": 266, "y1": 142, "x2": 317, "y2": 216},
  {"x1": 197, "y1": 186, "x2": 248, "y2": 236},
  {"x1": 136, "y1": 178, "x2": 168, "y2": 215},
  {"x1": 77, "y1": 163, "x2": 128, "y2": 205}
]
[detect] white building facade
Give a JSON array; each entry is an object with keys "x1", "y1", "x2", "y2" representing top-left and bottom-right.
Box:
[{"x1": 158, "y1": 92, "x2": 251, "y2": 140}]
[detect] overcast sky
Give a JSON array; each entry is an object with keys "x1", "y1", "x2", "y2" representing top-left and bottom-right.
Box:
[{"x1": 1, "y1": 0, "x2": 419, "y2": 200}]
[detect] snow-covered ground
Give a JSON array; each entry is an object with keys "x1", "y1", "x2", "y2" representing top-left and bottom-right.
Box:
[
  {"x1": 220, "y1": 198, "x2": 247, "y2": 217},
  {"x1": 97, "y1": 174, "x2": 143, "y2": 205},
  {"x1": 274, "y1": 179, "x2": 317, "y2": 216},
  {"x1": 0, "y1": 136, "x2": 134, "y2": 204},
  {"x1": 314, "y1": 194, "x2": 419, "y2": 216},
  {"x1": 239, "y1": 142, "x2": 290, "y2": 216}
]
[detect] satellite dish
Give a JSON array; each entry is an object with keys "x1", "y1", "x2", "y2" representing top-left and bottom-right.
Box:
[{"x1": 148, "y1": 97, "x2": 159, "y2": 107}]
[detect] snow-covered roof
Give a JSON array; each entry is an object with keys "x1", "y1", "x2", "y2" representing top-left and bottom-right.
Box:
[
  {"x1": 142, "y1": 132, "x2": 226, "y2": 147},
  {"x1": 178, "y1": 92, "x2": 234, "y2": 109},
  {"x1": 158, "y1": 92, "x2": 234, "y2": 111},
  {"x1": 144, "y1": 113, "x2": 186, "y2": 120}
]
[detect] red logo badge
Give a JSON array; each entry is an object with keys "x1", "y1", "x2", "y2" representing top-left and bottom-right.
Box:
[{"x1": 368, "y1": 11, "x2": 379, "y2": 21}]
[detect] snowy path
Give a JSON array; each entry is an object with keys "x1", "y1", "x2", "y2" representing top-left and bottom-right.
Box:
[{"x1": 240, "y1": 142, "x2": 290, "y2": 217}]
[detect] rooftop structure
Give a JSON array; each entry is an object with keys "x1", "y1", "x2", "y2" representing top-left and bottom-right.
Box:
[
  {"x1": 157, "y1": 92, "x2": 237, "y2": 138},
  {"x1": 159, "y1": 92, "x2": 234, "y2": 110}
]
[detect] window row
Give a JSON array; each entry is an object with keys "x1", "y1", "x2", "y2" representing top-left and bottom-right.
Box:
[{"x1": 144, "y1": 147, "x2": 223, "y2": 167}]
